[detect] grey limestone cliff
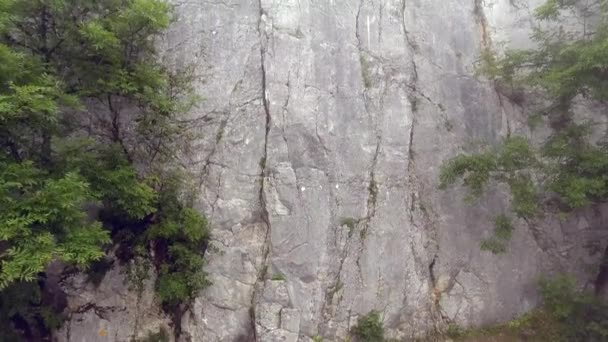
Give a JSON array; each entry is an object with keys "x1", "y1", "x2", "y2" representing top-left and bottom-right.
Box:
[{"x1": 56, "y1": 0, "x2": 608, "y2": 341}]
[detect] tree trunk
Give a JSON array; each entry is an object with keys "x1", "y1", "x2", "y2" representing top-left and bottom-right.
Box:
[
  {"x1": 594, "y1": 243, "x2": 608, "y2": 300},
  {"x1": 41, "y1": 130, "x2": 51, "y2": 165}
]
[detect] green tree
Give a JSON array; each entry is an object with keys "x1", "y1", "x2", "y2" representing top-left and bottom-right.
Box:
[
  {"x1": 440, "y1": 0, "x2": 608, "y2": 253},
  {"x1": 0, "y1": 0, "x2": 208, "y2": 338}
]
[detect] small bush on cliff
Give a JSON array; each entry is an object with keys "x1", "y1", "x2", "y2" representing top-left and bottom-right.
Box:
[
  {"x1": 0, "y1": 0, "x2": 209, "y2": 339},
  {"x1": 351, "y1": 310, "x2": 385, "y2": 342},
  {"x1": 479, "y1": 214, "x2": 514, "y2": 254}
]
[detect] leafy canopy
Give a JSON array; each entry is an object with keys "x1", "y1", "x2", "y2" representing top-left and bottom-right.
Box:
[{"x1": 0, "y1": 0, "x2": 209, "y2": 338}]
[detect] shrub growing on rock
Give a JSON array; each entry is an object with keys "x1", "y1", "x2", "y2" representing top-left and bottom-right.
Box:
[{"x1": 351, "y1": 310, "x2": 385, "y2": 342}]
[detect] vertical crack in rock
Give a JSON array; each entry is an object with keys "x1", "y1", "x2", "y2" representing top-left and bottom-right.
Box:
[
  {"x1": 429, "y1": 255, "x2": 437, "y2": 292},
  {"x1": 192, "y1": 78, "x2": 257, "y2": 215},
  {"x1": 594, "y1": 243, "x2": 608, "y2": 296},
  {"x1": 362, "y1": 142, "x2": 380, "y2": 234},
  {"x1": 209, "y1": 169, "x2": 223, "y2": 217},
  {"x1": 355, "y1": 0, "x2": 368, "y2": 95},
  {"x1": 400, "y1": 0, "x2": 419, "y2": 226},
  {"x1": 196, "y1": 112, "x2": 229, "y2": 216},
  {"x1": 321, "y1": 0, "x2": 384, "y2": 325},
  {"x1": 281, "y1": 73, "x2": 291, "y2": 143},
  {"x1": 355, "y1": 0, "x2": 375, "y2": 110},
  {"x1": 250, "y1": 1, "x2": 272, "y2": 340},
  {"x1": 355, "y1": 0, "x2": 381, "y2": 229},
  {"x1": 356, "y1": 139, "x2": 381, "y2": 282},
  {"x1": 400, "y1": 0, "x2": 441, "y2": 259},
  {"x1": 472, "y1": 0, "x2": 514, "y2": 139},
  {"x1": 321, "y1": 234, "x2": 348, "y2": 320},
  {"x1": 401, "y1": 1, "x2": 446, "y2": 333},
  {"x1": 406, "y1": 103, "x2": 417, "y2": 222},
  {"x1": 280, "y1": 72, "x2": 294, "y2": 185},
  {"x1": 322, "y1": 0, "x2": 367, "y2": 312},
  {"x1": 65, "y1": 320, "x2": 71, "y2": 342},
  {"x1": 314, "y1": 101, "x2": 331, "y2": 155},
  {"x1": 354, "y1": 0, "x2": 381, "y2": 279},
  {"x1": 494, "y1": 87, "x2": 513, "y2": 137},
  {"x1": 473, "y1": 0, "x2": 490, "y2": 49},
  {"x1": 400, "y1": 0, "x2": 418, "y2": 81}
]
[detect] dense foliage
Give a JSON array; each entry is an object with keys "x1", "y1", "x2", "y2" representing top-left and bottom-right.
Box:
[
  {"x1": 440, "y1": 0, "x2": 608, "y2": 253},
  {"x1": 0, "y1": 0, "x2": 208, "y2": 338},
  {"x1": 0, "y1": 281, "x2": 66, "y2": 341},
  {"x1": 351, "y1": 311, "x2": 385, "y2": 342},
  {"x1": 539, "y1": 274, "x2": 608, "y2": 341}
]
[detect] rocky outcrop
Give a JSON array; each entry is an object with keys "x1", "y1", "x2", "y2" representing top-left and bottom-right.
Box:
[
  {"x1": 55, "y1": 259, "x2": 172, "y2": 342},
  {"x1": 56, "y1": 0, "x2": 608, "y2": 341}
]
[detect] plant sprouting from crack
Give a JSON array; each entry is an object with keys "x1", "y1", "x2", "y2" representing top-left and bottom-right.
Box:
[{"x1": 360, "y1": 54, "x2": 373, "y2": 89}]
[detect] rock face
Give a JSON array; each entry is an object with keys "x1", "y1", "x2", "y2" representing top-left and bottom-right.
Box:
[
  {"x1": 56, "y1": 0, "x2": 608, "y2": 341},
  {"x1": 55, "y1": 259, "x2": 172, "y2": 342}
]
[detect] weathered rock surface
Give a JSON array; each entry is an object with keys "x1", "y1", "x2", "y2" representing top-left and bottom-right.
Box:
[
  {"x1": 55, "y1": 259, "x2": 172, "y2": 342},
  {"x1": 57, "y1": 0, "x2": 608, "y2": 341}
]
